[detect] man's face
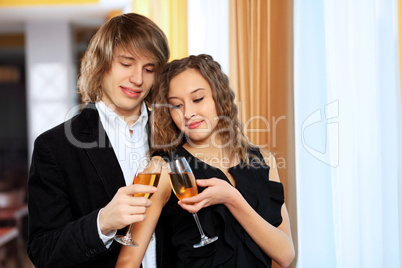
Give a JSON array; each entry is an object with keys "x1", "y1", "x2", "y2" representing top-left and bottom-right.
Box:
[{"x1": 101, "y1": 46, "x2": 155, "y2": 120}]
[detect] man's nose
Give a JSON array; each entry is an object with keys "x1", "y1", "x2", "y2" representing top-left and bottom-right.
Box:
[{"x1": 129, "y1": 67, "x2": 143, "y2": 86}]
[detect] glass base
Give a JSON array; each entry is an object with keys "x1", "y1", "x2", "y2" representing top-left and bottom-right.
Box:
[
  {"x1": 193, "y1": 236, "x2": 218, "y2": 248},
  {"x1": 114, "y1": 235, "x2": 139, "y2": 247}
]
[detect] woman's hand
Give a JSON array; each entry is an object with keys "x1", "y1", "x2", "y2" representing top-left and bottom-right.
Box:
[{"x1": 178, "y1": 178, "x2": 239, "y2": 213}]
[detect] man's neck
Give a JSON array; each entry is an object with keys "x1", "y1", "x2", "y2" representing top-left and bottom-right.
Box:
[{"x1": 99, "y1": 100, "x2": 144, "y2": 127}]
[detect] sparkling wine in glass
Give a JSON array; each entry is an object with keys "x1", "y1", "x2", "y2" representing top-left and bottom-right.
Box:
[
  {"x1": 169, "y1": 157, "x2": 218, "y2": 248},
  {"x1": 114, "y1": 159, "x2": 162, "y2": 247}
]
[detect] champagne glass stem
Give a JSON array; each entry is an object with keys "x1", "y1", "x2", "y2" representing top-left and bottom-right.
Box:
[
  {"x1": 192, "y1": 213, "x2": 207, "y2": 238},
  {"x1": 114, "y1": 222, "x2": 138, "y2": 247},
  {"x1": 125, "y1": 223, "x2": 134, "y2": 238},
  {"x1": 192, "y1": 212, "x2": 218, "y2": 248}
]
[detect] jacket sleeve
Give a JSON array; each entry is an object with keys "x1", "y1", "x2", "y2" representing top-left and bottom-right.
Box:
[{"x1": 27, "y1": 134, "x2": 111, "y2": 267}]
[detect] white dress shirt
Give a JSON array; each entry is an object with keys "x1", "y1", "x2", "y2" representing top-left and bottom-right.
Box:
[{"x1": 95, "y1": 101, "x2": 156, "y2": 268}]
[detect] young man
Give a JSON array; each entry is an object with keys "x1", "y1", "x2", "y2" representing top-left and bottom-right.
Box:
[{"x1": 27, "y1": 13, "x2": 170, "y2": 267}]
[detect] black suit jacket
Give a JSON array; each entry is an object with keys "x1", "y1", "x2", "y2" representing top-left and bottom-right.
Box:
[{"x1": 27, "y1": 103, "x2": 127, "y2": 267}]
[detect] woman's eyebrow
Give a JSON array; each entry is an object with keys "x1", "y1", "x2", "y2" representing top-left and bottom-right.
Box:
[
  {"x1": 168, "y1": 88, "x2": 205, "y2": 101},
  {"x1": 190, "y1": 88, "x2": 205, "y2": 94}
]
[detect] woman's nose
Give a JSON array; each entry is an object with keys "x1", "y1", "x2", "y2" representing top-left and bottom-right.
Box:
[{"x1": 184, "y1": 105, "x2": 195, "y2": 120}]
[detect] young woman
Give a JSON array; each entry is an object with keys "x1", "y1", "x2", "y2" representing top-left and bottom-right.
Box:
[{"x1": 117, "y1": 54, "x2": 295, "y2": 268}]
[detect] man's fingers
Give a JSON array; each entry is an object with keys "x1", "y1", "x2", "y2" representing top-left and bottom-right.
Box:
[
  {"x1": 126, "y1": 184, "x2": 157, "y2": 194},
  {"x1": 128, "y1": 197, "x2": 152, "y2": 207}
]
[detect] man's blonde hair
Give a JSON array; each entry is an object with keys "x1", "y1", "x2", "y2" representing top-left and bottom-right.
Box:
[{"x1": 78, "y1": 13, "x2": 170, "y2": 104}]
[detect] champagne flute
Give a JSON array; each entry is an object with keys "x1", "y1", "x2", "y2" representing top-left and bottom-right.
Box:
[
  {"x1": 169, "y1": 157, "x2": 218, "y2": 248},
  {"x1": 114, "y1": 159, "x2": 162, "y2": 247}
]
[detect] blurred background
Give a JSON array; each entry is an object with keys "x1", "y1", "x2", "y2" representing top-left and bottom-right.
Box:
[{"x1": 0, "y1": 0, "x2": 401, "y2": 267}]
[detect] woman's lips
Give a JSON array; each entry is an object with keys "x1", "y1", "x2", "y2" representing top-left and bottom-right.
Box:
[
  {"x1": 187, "y1": 121, "x2": 203, "y2": 129},
  {"x1": 121, "y1": 86, "x2": 142, "y2": 98}
]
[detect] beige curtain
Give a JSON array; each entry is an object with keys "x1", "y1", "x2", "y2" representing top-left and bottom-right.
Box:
[
  {"x1": 229, "y1": 0, "x2": 294, "y2": 184},
  {"x1": 229, "y1": 0, "x2": 269, "y2": 147},
  {"x1": 132, "y1": 0, "x2": 188, "y2": 61},
  {"x1": 229, "y1": 1, "x2": 296, "y2": 267}
]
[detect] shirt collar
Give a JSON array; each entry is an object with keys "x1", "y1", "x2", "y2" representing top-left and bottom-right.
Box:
[
  {"x1": 95, "y1": 101, "x2": 148, "y2": 131},
  {"x1": 133, "y1": 102, "x2": 149, "y2": 130}
]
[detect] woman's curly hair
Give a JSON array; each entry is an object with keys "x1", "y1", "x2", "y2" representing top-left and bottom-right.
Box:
[
  {"x1": 78, "y1": 13, "x2": 170, "y2": 105},
  {"x1": 150, "y1": 54, "x2": 255, "y2": 164}
]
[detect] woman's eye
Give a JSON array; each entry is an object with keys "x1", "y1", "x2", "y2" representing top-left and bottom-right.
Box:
[
  {"x1": 194, "y1": 97, "x2": 204, "y2": 103},
  {"x1": 170, "y1": 104, "x2": 182, "y2": 109},
  {"x1": 121, "y1": 63, "x2": 130, "y2": 67}
]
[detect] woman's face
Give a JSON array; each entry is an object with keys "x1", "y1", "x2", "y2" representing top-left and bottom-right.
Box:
[{"x1": 167, "y1": 68, "x2": 220, "y2": 146}]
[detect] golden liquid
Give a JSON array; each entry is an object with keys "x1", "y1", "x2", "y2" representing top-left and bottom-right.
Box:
[
  {"x1": 169, "y1": 172, "x2": 198, "y2": 200},
  {"x1": 133, "y1": 173, "x2": 161, "y2": 199}
]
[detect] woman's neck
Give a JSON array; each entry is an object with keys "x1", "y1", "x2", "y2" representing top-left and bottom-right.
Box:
[
  {"x1": 182, "y1": 141, "x2": 239, "y2": 186},
  {"x1": 183, "y1": 142, "x2": 237, "y2": 169}
]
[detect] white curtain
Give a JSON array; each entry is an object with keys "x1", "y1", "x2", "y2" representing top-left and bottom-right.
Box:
[
  {"x1": 294, "y1": 0, "x2": 402, "y2": 267},
  {"x1": 187, "y1": 0, "x2": 229, "y2": 75}
]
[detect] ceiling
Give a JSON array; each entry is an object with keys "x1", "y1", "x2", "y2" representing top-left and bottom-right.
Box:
[
  {"x1": 0, "y1": 0, "x2": 132, "y2": 33},
  {"x1": 0, "y1": 1, "x2": 132, "y2": 66}
]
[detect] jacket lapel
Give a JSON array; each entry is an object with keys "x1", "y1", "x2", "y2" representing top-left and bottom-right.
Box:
[{"x1": 75, "y1": 103, "x2": 126, "y2": 200}]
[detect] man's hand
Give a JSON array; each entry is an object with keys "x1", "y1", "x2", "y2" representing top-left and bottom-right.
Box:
[{"x1": 99, "y1": 184, "x2": 157, "y2": 235}]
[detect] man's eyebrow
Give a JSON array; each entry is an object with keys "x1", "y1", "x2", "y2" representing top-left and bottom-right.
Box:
[
  {"x1": 117, "y1": 55, "x2": 135, "y2": 61},
  {"x1": 116, "y1": 55, "x2": 155, "y2": 66}
]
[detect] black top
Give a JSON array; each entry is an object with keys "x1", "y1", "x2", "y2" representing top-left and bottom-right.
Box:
[{"x1": 156, "y1": 146, "x2": 284, "y2": 268}]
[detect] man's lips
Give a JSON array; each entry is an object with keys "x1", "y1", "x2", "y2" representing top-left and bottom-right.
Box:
[
  {"x1": 120, "y1": 86, "x2": 142, "y2": 98},
  {"x1": 187, "y1": 121, "x2": 203, "y2": 129}
]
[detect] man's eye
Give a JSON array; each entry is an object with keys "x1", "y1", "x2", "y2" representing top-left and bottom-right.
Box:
[
  {"x1": 121, "y1": 63, "x2": 130, "y2": 67},
  {"x1": 145, "y1": 68, "x2": 154, "y2": 73}
]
